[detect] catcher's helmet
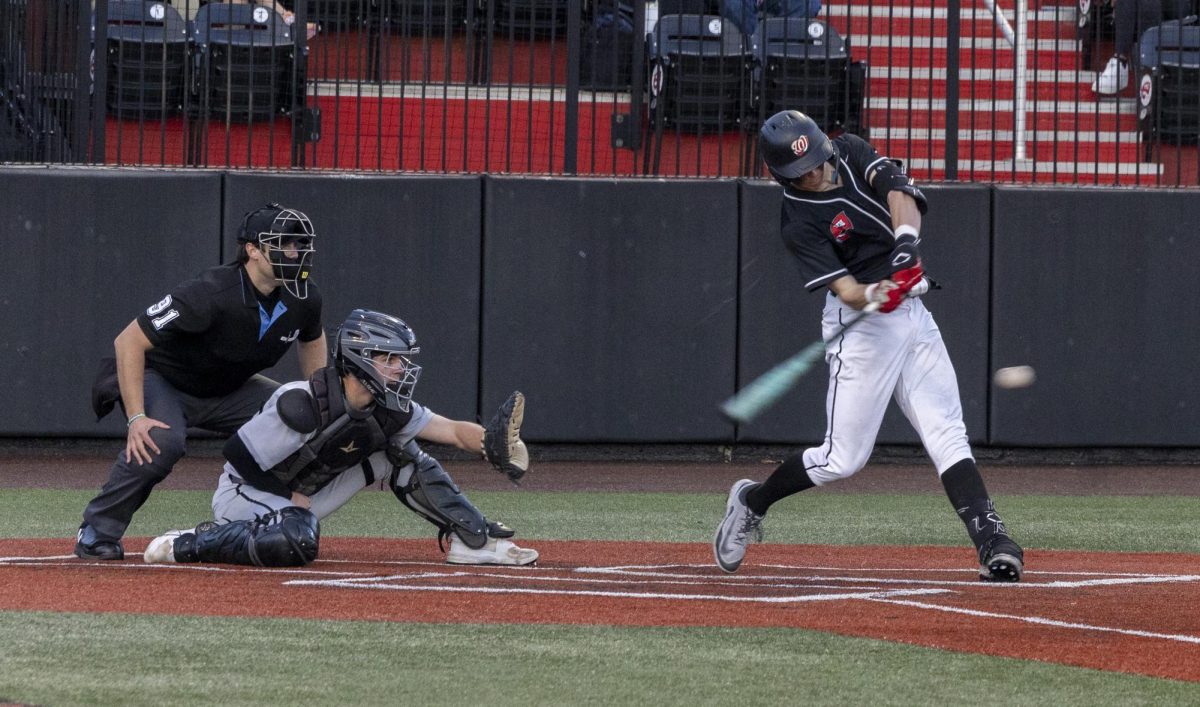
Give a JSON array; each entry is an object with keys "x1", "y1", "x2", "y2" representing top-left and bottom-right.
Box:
[
  {"x1": 238, "y1": 203, "x2": 316, "y2": 300},
  {"x1": 758, "y1": 110, "x2": 835, "y2": 184},
  {"x1": 334, "y1": 309, "x2": 422, "y2": 413}
]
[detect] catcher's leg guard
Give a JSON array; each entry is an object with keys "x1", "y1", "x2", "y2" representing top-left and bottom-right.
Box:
[
  {"x1": 390, "y1": 442, "x2": 488, "y2": 550},
  {"x1": 174, "y1": 507, "x2": 320, "y2": 567}
]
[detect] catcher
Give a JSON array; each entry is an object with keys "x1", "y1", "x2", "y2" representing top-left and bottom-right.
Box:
[{"x1": 143, "y1": 308, "x2": 535, "y2": 567}]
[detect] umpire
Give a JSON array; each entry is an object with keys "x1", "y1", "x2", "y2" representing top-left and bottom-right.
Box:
[{"x1": 76, "y1": 204, "x2": 327, "y2": 560}]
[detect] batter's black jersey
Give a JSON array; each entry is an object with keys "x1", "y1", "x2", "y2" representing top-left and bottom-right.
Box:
[
  {"x1": 780, "y1": 133, "x2": 911, "y2": 292},
  {"x1": 136, "y1": 263, "x2": 323, "y2": 397}
]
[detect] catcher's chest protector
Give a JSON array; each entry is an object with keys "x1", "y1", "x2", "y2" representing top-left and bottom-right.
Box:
[{"x1": 271, "y1": 367, "x2": 411, "y2": 496}]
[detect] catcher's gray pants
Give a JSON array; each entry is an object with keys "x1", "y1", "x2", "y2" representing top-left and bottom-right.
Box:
[
  {"x1": 81, "y1": 370, "x2": 279, "y2": 542},
  {"x1": 211, "y1": 451, "x2": 408, "y2": 523}
]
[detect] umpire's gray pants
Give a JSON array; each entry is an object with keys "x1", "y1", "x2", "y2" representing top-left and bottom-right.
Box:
[{"x1": 81, "y1": 369, "x2": 279, "y2": 542}]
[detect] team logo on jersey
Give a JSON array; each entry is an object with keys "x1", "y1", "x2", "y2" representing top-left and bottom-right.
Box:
[
  {"x1": 829, "y1": 211, "x2": 854, "y2": 241},
  {"x1": 791, "y1": 135, "x2": 809, "y2": 156}
]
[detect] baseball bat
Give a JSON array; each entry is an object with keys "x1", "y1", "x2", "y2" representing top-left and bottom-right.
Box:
[{"x1": 719, "y1": 301, "x2": 880, "y2": 424}]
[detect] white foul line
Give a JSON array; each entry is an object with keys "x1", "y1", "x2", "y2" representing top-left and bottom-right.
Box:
[
  {"x1": 867, "y1": 597, "x2": 1200, "y2": 645},
  {"x1": 280, "y1": 577, "x2": 950, "y2": 604}
]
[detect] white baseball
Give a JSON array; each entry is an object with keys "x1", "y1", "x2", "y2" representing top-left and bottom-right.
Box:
[{"x1": 993, "y1": 365, "x2": 1036, "y2": 389}]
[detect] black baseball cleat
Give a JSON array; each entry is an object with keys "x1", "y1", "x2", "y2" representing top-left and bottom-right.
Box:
[
  {"x1": 75, "y1": 524, "x2": 125, "y2": 561},
  {"x1": 978, "y1": 535, "x2": 1024, "y2": 582}
]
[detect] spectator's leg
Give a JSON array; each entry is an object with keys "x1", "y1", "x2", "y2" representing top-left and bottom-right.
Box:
[
  {"x1": 1118, "y1": 0, "x2": 1162, "y2": 57},
  {"x1": 719, "y1": 0, "x2": 758, "y2": 38},
  {"x1": 776, "y1": 0, "x2": 821, "y2": 20}
]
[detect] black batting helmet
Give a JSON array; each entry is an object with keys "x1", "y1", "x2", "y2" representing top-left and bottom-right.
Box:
[
  {"x1": 758, "y1": 110, "x2": 835, "y2": 184},
  {"x1": 334, "y1": 309, "x2": 422, "y2": 413}
]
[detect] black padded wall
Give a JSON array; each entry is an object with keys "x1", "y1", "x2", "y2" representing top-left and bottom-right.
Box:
[
  {"x1": 0, "y1": 168, "x2": 222, "y2": 435},
  {"x1": 224, "y1": 173, "x2": 483, "y2": 420},
  {"x1": 736, "y1": 182, "x2": 991, "y2": 448},
  {"x1": 482, "y1": 177, "x2": 740, "y2": 442},
  {"x1": 991, "y1": 186, "x2": 1200, "y2": 446}
]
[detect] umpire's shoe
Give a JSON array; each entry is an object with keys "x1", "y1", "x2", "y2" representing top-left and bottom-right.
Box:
[
  {"x1": 713, "y1": 479, "x2": 764, "y2": 573},
  {"x1": 75, "y1": 523, "x2": 124, "y2": 561},
  {"x1": 979, "y1": 535, "x2": 1024, "y2": 582}
]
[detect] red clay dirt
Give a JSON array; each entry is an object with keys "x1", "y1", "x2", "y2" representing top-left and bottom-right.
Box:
[{"x1": 2, "y1": 537, "x2": 1198, "y2": 683}]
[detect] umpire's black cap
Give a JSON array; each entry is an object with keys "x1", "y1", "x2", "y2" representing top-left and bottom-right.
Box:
[{"x1": 238, "y1": 203, "x2": 315, "y2": 244}]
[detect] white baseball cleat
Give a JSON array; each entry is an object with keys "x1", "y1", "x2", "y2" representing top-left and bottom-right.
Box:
[
  {"x1": 446, "y1": 535, "x2": 538, "y2": 566},
  {"x1": 142, "y1": 530, "x2": 186, "y2": 564}
]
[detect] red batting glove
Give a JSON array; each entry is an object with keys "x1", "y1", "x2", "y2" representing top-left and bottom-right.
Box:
[{"x1": 879, "y1": 262, "x2": 924, "y2": 313}]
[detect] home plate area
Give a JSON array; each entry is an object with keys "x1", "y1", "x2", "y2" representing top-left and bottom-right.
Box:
[
  {"x1": 285, "y1": 556, "x2": 1200, "y2": 638},
  {"x1": 286, "y1": 560, "x2": 997, "y2": 603}
]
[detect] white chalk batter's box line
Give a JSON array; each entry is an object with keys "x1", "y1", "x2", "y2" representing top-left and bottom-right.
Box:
[
  {"x1": 5, "y1": 556, "x2": 1200, "y2": 592},
  {"x1": 5, "y1": 555, "x2": 1200, "y2": 644}
]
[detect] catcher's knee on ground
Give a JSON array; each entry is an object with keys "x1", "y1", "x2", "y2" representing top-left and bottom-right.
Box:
[{"x1": 171, "y1": 507, "x2": 320, "y2": 566}]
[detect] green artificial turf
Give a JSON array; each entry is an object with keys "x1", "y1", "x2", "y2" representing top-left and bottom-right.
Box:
[
  {"x1": 2, "y1": 488, "x2": 1198, "y2": 553},
  {"x1": 2, "y1": 487, "x2": 1198, "y2": 705},
  {"x1": 1, "y1": 612, "x2": 1197, "y2": 707}
]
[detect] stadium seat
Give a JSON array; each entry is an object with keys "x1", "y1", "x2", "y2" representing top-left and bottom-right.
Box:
[
  {"x1": 647, "y1": 14, "x2": 753, "y2": 131},
  {"x1": 191, "y1": 2, "x2": 300, "y2": 121},
  {"x1": 494, "y1": 0, "x2": 569, "y2": 37},
  {"x1": 388, "y1": 0, "x2": 466, "y2": 34},
  {"x1": 105, "y1": 0, "x2": 190, "y2": 118},
  {"x1": 753, "y1": 17, "x2": 865, "y2": 135},
  {"x1": 1137, "y1": 17, "x2": 1200, "y2": 145}
]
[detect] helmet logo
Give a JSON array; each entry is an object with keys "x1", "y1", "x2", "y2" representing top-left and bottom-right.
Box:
[
  {"x1": 829, "y1": 211, "x2": 854, "y2": 241},
  {"x1": 791, "y1": 136, "x2": 809, "y2": 156}
]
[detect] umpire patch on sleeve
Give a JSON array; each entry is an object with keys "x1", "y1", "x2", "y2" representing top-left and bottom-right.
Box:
[{"x1": 277, "y1": 388, "x2": 320, "y2": 434}]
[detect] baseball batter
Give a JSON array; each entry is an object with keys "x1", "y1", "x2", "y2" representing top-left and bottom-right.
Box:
[{"x1": 714, "y1": 110, "x2": 1024, "y2": 582}]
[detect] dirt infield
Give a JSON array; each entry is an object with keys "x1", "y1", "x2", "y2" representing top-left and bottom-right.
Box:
[{"x1": 2, "y1": 538, "x2": 1198, "y2": 683}]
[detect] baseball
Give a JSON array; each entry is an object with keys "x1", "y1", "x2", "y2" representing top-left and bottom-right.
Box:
[{"x1": 993, "y1": 365, "x2": 1036, "y2": 389}]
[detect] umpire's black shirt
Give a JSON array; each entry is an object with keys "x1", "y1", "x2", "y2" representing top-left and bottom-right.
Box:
[
  {"x1": 136, "y1": 263, "x2": 323, "y2": 398},
  {"x1": 780, "y1": 133, "x2": 904, "y2": 292}
]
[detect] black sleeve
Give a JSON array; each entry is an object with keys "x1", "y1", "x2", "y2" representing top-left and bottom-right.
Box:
[
  {"x1": 842, "y1": 134, "x2": 929, "y2": 214},
  {"x1": 135, "y1": 278, "x2": 215, "y2": 347},
  {"x1": 224, "y1": 434, "x2": 294, "y2": 498}
]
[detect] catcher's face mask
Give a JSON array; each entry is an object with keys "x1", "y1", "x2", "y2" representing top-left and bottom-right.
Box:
[{"x1": 363, "y1": 349, "x2": 422, "y2": 412}]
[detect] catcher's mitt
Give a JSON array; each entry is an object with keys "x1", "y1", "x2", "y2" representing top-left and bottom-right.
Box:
[{"x1": 482, "y1": 391, "x2": 528, "y2": 483}]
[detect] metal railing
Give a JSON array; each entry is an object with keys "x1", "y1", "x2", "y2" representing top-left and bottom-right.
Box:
[{"x1": 1, "y1": 0, "x2": 1198, "y2": 185}]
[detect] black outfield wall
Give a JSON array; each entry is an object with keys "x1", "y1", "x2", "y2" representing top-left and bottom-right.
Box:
[
  {"x1": 0, "y1": 168, "x2": 221, "y2": 435},
  {"x1": 990, "y1": 186, "x2": 1200, "y2": 446},
  {"x1": 3, "y1": 167, "x2": 1199, "y2": 447},
  {"x1": 482, "y1": 176, "x2": 739, "y2": 442}
]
